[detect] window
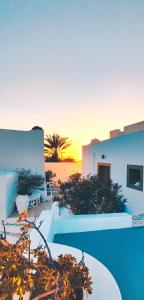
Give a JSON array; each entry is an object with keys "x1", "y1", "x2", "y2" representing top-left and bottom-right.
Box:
[{"x1": 127, "y1": 165, "x2": 143, "y2": 191}]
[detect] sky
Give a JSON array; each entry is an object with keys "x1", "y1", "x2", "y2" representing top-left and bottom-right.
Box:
[{"x1": 0, "y1": 0, "x2": 144, "y2": 160}]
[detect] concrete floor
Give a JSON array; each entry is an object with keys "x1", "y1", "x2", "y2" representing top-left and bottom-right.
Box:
[{"x1": 10, "y1": 200, "x2": 52, "y2": 218}]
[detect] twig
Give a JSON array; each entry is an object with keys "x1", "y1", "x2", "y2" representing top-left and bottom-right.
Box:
[
  {"x1": 33, "y1": 215, "x2": 37, "y2": 224},
  {"x1": 1, "y1": 220, "x2": 6, "y2": 239},
  {"x1": 15, "y1": 231, "x2": 28, "y2": 246},
  {"x1": 28, "y1": 235, "x2": 31, "y2": 260},
  {"x1": 37, "y1": 220, "x2": 43, "y2": 229},
  {"x1": 32, "y1": 288, "x2": 60, "y2": 300},
  {"x1": 79, "y1": 250, "x2": 85, "y2": 265},
  {"x1": 54, "y1": 275, "x2": 60, "y2": 300},
  {"x1": 16, "y1": 249, "x2": 41, "y2": 275}
]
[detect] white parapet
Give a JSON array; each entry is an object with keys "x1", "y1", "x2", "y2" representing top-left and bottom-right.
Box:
[
  {"x1": 29, "y1": 210, "x2": 54, "y2": 249},
  {"x1": 34, "y1": 208, "x2": 132, "y2": 243},
  {"x1": 51, "y1": 201, "x2": 60, "y2": 218},
  {"x1": 54, "y1": 212, "x2": 132, "y2": 235}
]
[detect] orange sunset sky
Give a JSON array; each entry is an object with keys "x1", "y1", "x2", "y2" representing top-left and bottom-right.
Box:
[{"x1": 0, "y1": 1, "x2": 144, "y2": 160}]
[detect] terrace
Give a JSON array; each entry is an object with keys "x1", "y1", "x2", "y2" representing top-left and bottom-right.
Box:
[
  {"x1": 1, "y1": 169, "x2": 144, "y2": 299},
  {"x1": 2, "y1": 195, "x2": 144, "y2": 300}
]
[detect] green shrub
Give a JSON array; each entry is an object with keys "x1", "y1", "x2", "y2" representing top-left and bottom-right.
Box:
[
  {"x1": 55, "y1": 173, "x2": 127, "y2": 215},
  {"x1": 45, "y1": 170, "x2": 56, "y2": 182}
]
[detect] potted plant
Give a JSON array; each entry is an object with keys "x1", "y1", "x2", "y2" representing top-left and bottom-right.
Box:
[
  {"x1": 0, "y1": 211, "x2": 92, "y2": 300},
  {"x1": 15, "y1": 169, "x2": 44, "y2": 214}
]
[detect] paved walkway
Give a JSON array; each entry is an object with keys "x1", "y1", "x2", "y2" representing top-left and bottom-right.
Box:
[
  {"x1": 10, "y1": 200, "x2": 52, "y2": 218},
  {"x1": 54, "y1": 227, "x2": 144, "y2": 300}
]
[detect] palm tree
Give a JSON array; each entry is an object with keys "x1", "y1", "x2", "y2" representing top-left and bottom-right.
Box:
[{"x1": 44, "y1": 134, "x2": 71, "y2": 162}]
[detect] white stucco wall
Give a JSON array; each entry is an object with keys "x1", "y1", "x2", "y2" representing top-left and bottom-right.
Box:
[
  {"x1": 82, "y1": 144, "x2": 94, "y2": 175},
  {"x1": 0, "y1": 129, "x2": 44, "y2": 174},
  {"x1": 82, "y1": 131, "x2": 144, "y2": 214},
  {"x1": 30, "y1": 210, "x2": 55, "y2": 248},
  {"x1": 54, "y1": 212, "x2": 132, "y2": 234},
  {"x1": 49, "y1": 203, "x2": 132, "y2": 237},
  {"x1": 0, "y1": 171, "x2": 17, "y2": 221}
]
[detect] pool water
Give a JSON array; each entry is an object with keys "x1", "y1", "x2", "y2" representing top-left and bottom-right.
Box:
[{"x1": 54, "y1": 227, "x2": 144, "y2": 300}]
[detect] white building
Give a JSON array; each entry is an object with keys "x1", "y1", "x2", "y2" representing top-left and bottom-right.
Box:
[
  {"x1": 82, "y1": 121, "x2": 144, "y2": 214},
  {"x1": 0, "y1": 127, "x2": 44, "y2": 220},
  {"x1": 0, "y1": 128, "x2": 44, "y2": 174}
]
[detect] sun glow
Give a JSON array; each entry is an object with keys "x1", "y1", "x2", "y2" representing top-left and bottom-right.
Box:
[{"x1": 62, "y1": 144, "x2": 82, "y2": 162}]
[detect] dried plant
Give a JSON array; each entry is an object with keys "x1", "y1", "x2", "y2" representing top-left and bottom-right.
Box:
[{"x1": 0, "y1": 211, "x2": 92, "y2": 300}]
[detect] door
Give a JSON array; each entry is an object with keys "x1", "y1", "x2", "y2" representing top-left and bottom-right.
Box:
[{"x1": 98, "y1": 164, "x2": 110, "y2": 183}]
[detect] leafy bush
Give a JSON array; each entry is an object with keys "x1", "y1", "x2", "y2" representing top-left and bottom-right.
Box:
[
  {"x1": 55, "y1": 173, "x2": 127, "y2": 214},
  {"x1": 45, "y1": 170, "x2": 56, "y2": 182}
]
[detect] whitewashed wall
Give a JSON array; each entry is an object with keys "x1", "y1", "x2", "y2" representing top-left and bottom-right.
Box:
[
  {"x1": 51, "y1": 203, "x2": 132, "y2": 234},
  {"x1": 0, "y1": 171, "x2": 17, "y2": 221},
  {"x1": 82, "y1": 131, "x2": 144, "y2": 214},
  {"x1": 54, "y1": 212, "x2": 132, "y2": 234},
  {"x1": 30, "y1": 210, "x2": 55, "y2": 248},
  {"x1": 0, "y1": 129, "x2": 44, "y2": 174}
]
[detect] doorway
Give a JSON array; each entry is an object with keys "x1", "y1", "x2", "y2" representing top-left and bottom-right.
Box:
[{"x1": 98, "y1": 163, "x2": 111, "y2": 182}]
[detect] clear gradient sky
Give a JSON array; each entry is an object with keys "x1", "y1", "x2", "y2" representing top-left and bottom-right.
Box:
[{"x1": 0, "y1": 0, "x2": 144, "y2": 160}]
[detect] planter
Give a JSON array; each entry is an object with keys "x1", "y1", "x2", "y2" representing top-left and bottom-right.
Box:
[
  {"x1": 29, "y1": 191, "x2": 41, "y2": 208},
  {"x1": 15, "y1": 195, "x2": 29, "y2": 215}
]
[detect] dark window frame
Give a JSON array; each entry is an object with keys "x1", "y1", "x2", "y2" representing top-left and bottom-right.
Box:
[{"x1": 127, "y1": 164, "x2": 143, "y2": 191}]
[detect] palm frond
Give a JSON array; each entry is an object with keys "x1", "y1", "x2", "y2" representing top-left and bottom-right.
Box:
[{"x1": 44, "y1": 133, "x2": 72, "y2": 161}]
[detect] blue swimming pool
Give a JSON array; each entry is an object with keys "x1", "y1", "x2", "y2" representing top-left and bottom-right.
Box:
[{"x1": 54, "y1": 227, "x2": 144, "y2": 300}]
